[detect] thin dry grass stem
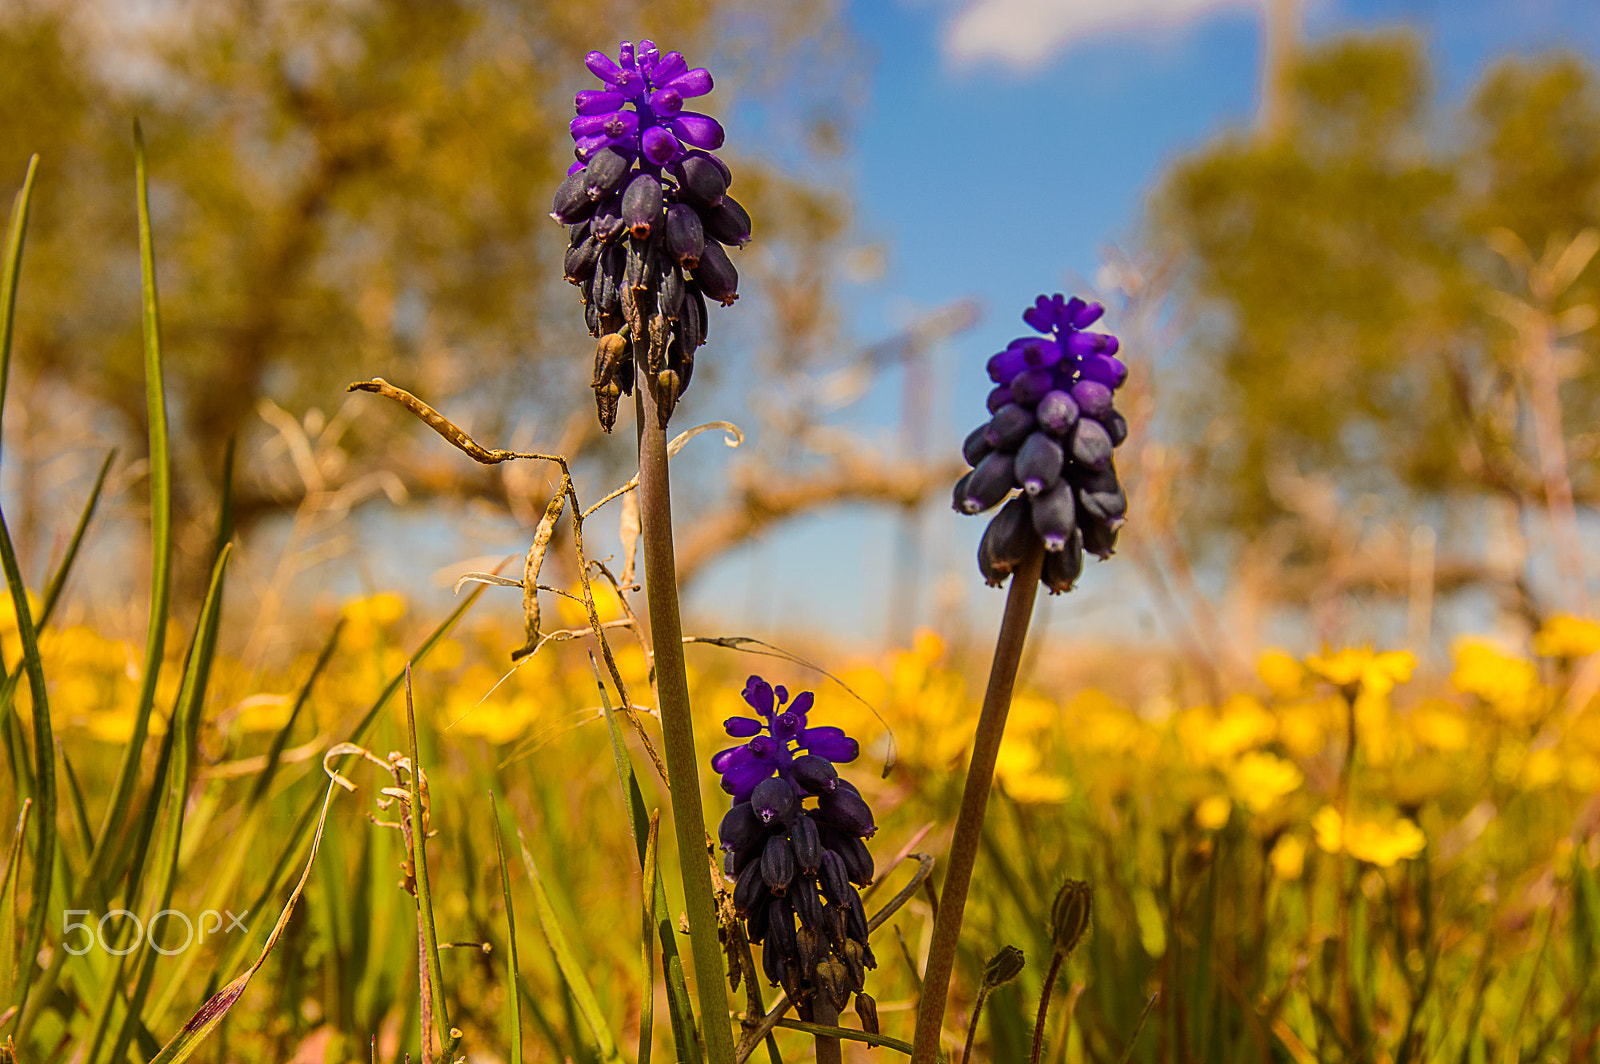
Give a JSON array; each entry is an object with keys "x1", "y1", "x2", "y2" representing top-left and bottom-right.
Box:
[
  {"x1": 733, "y1": 853, "x2": 936, "y2": 1063},
  {"x1": 348, "y1": 375, "x2": 670, "y2": 786}
]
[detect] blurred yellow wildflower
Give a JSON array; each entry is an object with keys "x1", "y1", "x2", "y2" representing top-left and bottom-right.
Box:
[
  {"x1": 1311, "y1": 806, "x2": 1425, "y2": 867},
  {"x1": 1257, "y1": 648, "x2": 1309, "y2": 698},
  {"x1": 1228, "y1": 751, "x2": 1304, "y2": 813},
  {"x1": 995, "y1": 737, "x2": 1069, "y2": 803},
  {"x1": 1411, "y1": 700, "x2": 1469, "y2": 751},
  {"x1": 1305, "y1": 648, "x2": 1416, "y2": 697},
  {"x1": 1181, "y1": 694, "x2": 1276, "y2": 764},
  {"x1": 1269, "y1": 835, "x2": 1306, "y2": 880},
  {"x1": 1533, "y1": 615, "x2": 1600, "y2": 660},
  {"x1": 1452, "y1": 638, "x2": 1540, "y2": 722},
  {"x1": 1195, "y1": 794, "x2": 1233, "y2": 830}
]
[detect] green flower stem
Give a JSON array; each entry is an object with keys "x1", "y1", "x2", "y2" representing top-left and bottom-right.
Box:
[
  {"x1": 909, "y1": 542, "x2": 1044, "y2": 1064},
  {"x1": 635, "y1": 382, "x2": 735, "y2": 1064},
  {"x1": 812, "y1": 994, "x2": 843, "y2": 1064}
]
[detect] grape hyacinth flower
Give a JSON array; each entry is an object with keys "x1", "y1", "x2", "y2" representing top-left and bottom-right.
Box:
[
  {"x1": 714, "y1": 676, "x2": 879, "y2": 1020},
  {"x1": 953, "y1": 294, "x2": 1129, "y2": 594},
  {"x1": 551, "y1": 39, "x2": 751, "y2": 431}
]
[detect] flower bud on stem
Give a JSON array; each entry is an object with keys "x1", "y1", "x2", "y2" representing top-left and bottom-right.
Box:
[
  {"x1": 909, "y1": 540, "x2": 1045, "y2": 1064},
  {"x1": 635, "y1": 373, "x2": 736, "y2": 1064}
]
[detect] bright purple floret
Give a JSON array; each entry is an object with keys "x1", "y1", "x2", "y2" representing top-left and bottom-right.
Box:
[
  {"x1": 714, "y1": 676, "x2": 859, "y2": 805},
  {"x1": 572, "y1": 39, "x2": 724, "y2": 171}
]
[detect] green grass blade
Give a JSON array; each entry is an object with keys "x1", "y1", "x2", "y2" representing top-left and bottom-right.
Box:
[
  {"x1": 0, "y1": 799, "x2": 31, "y2": 1008},
  {"x1": 594, "y1": 655, "x2": 701, "y2": 1064},
  {"x1": 0, "y1": 504, "x2": 55, "y2": 1033},
  {"x1": 0, "y1": 153, "x2": 39, "y2": 447},
  {"x1": 80, "y1": 117, "x2": 174, "y2": 898},
  {"x1": 146, "y1": 777, "x2": 346, "y2": 1064},
  {"x1": 639, "y1": 810, "x2": 661, "y2": 1064},
  {"x1": 492, "y1": 793, "x2": 524, "y2": 1064},
  {"x1": 518, "y1": 831, "x2": 623, "y2": 1064},
  {"x1": 56, "y1": 743, "x2": 93, "y2": 865},
  {"x1": 103, "y1": 544, "x2": 230, "y2": 1064},
  {"x1": 38, "y1": 449, "x2": 115, "y2": 631},
  {"x1": 403, "y1": 668, "x2": 455, "y2": 1058}
]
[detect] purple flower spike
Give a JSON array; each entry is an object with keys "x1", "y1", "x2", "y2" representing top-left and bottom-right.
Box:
[
  {"x1": 955, "y1": 293, "x2": 1129, "y2": 593},
  {"x1": 726, "y1": 716, "x2": 763, "y2": 738},
  {"x1": 714, "y1": 674, "x2": 879, "y2": 1001},
  {"x1": 556, "y1": 39, "x2": 744, "y2": 428}
]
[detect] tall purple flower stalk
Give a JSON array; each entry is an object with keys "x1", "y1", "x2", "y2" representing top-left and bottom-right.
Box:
[
  {"x1": 551, "y1": 40, "x2": 751, "y2": 430},
  {"x1": 715, "y1": 677, "x2": 879, "y2": 1024}
]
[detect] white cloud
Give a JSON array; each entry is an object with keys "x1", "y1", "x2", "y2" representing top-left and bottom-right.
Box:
[{"x1": 943, "y1": 0, "x2": 1262, "y2": 69}]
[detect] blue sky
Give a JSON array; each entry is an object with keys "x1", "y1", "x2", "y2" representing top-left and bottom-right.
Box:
[{"x1": 680, "y1": 0, "x2": 1600, "y2": 649}]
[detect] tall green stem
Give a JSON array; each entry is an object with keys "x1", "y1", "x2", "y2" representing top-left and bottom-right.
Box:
[
  {"x1": 909, "y1": 543, "x2": 1044, "y2": 1064},
  {"x1": 635, "y1": 382, "x2": 735, "y2": 1064}
]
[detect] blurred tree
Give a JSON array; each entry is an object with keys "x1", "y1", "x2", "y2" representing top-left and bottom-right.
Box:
[
  {"x1": 0, "y1": 0, "x2": 885, "y2": 592},
  {"x1": 1151, "y1": 32, "x2": 1600, "y2": 639}
]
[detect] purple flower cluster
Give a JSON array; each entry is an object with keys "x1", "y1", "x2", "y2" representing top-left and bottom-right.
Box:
[
  {"x1": 550, "y1": 41, "x2": 751, "y2": 431},
  {"x1": 954, "y1": 294, "x2": 1130, "y2": 593},
  {"x1": 714, "y1": 676, "x2": 878, "y2": 1018}
]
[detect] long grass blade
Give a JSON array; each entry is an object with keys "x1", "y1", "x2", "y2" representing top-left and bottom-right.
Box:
[
  {"x1": 0, "y1": 800, "x2": 31, "y2": 1008},
  {"x1": 594, "y1": 655, "x2": 701, "y2": 1064},
  {"x1": 145, "y1": 777, "x2": 346, "y2": 1064},
  {"x1": 640, "y1": 810, "x2": 661, "y2": 1064},
  {"x1": 0, "y1": 154, "x2": 39, "y2": 449},
  {"x1": 492, "y1": 793, "x2": 524, "y2": 1064},
  {"x1": 404, "y1": 668, "x2": 455, "y2": 1059},
  {"x1": 518, "y1": 831, "x2": 623, "y2": 1063},
  {"x1": 103, "y1": 544, "x2": 230, "y2": 1064},
  {"x1": 0, "y1": 504, "x2": 55, "y2": 1032}
]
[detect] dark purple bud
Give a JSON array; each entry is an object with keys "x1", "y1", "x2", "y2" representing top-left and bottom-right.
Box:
[
  {"x1": 761, "y1": 834, "x2": 796, "y2": 893},
  {"x1": 621, "y1": 172, "x2": 663, "y2": 238},
  {"x1": 819, "y1": 850, "x2": 852, "y2": 906},
  {"x1": 662, "y1": 205, "x2": 704, "y2": 269},
  {"x1": 1015, "y1": 432, "x2": 1065, "y2": 496},
  {"x1": 689, "y1": 148, "x2": 733, "y2": 186},
  {"x1": 1065, "y1": 331, "x2": 1106, "y2": 358},
  {"x1": 790, "y1": 813, "x2": 823, "y2": 874},
  {"x1": 1070, "y1": 380, "x2": 1114, "y2": 421},
  {"x1": 703, "y1": 196, "x2": 752, "y2": 247},
  {"x1": 986, "y1": 386, "x2": 1013, "y2": 414},
  {"x1": 720, "y1": 802, "x2": 765, "y2": 852},
  {"x1": 1020, "y1": 337, "x2": 1063, "y2": 369},
  {"x1": 591, "y1": 195, "x2": 626, "y2": 243},
  {"x1": 767, "y1": 897, "x2": 797, "y2": 959},
  {"x1": 649, "y1": 87, "x2": 684, "y2": 116},
  {"x1": 582, "y1": 146, "x2": 632, "y2": 200},
  {"x1": 642, "y1": 125, "x2": 681, "y2": 167},
  {"x1": 793, "y1": 879, "x2": 824, "y2": 932},
  {"x1": 978, "y1": 497, "x2": 1036, "y2": 587},
  {"x1": 666, "y1": 68, "x2": 714, "y2": 98},
  {"x1": 1030, "y1": 481, "x2": 1079, "y2": 552},
  {"x1": 1042, "y1": 529, "x2": 1085, "y2": 593},
  {"x1": 845, "y1": 891, "x2": 870, "y2": 945},
  {"x1": 983, "y1": 404, "x2": 1035, "y2": 451},
  {"x1": 660, "y1": 266, "x2": 686, "y2": 322},
  {"x1": 743, "y1": 675, "x2": 775, "y2": 714},
  {"x1": 673, "y1": 112, "x2": 725, "y2": 149},
  {"x1": 1074, "y1": 467, "x2": 1126, "y2": 524},
  {"x1": 837, "y1": 833, "x2": 875, "y2": 885},
  {"x1": 1069, "y1": 418, "x2": 1114, "y2": 471},
  {"x1": 819, "y1": 787, "x2": 876, "y2": 837},
  {"x1": 748, "y1": 893, "x2": 772, "y2": 943},
  {"x1": 790, "y1": 691, "x2": 813, "y2": 719},
  {"x1": 752, "y1": 777, "x2": 798, "y2": 824},
  {"x1": 734, "y1": 857, "x2": 766, "y2": 914},
  {"x1": 799, "y1": 726, "x2": 859, "y2": 763},
  {"x1": 961, "y1": 451, "x2": 1015, "y2": 514},
  {"x1": 551, "y1": 169, "x2": 597, "y2": 224},
  {"x1": 675, "y1": 153, "x2": 727, "y2": 206},
  {"x1": 1103, "y1": 410, "x2": 1128, "y2": 446},
  {"x1": 952, "y1": 471, "x2": 974, "y2": 512},
  {"x1": 563, "y1": 237, "x2": 600, "y2": 285},
  {"x1": 693, "y1": 239, "x2": 739, "y2": 305},
  {"x1": 963, "y1": 424, "x2": 994, "y2": 468},
  {"x1": 760, "y1": 929, "x2": 781, "y2": 983},
  {"x1": 1081, "y1": 511, "x2": 1119, "y2": 559},
  {"x1": 1009, "y1": 368, "x2": 1055, "y2": 406},
  {"x1": 677, "y1": 282, "x2": 704, "y2": 352},
  {"x1": 987, "y1": 347, "x2": 1028, "y2": 385},
  {"x1": 1073, "y1": 301, "x2": 1105, "y2": 328},
  {"x1": 720, "y1": 760, "x2": 773, "y2": 800},
  {"x1": 1079, "y1": 352, "x2": 1128, "y2": 389},
  {"x1": 793, "y1": 755, "x2": 838, "y2": 795},
  {"x1": 1022, "y1": 299, "x2": 1054, "y2": 333}
]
